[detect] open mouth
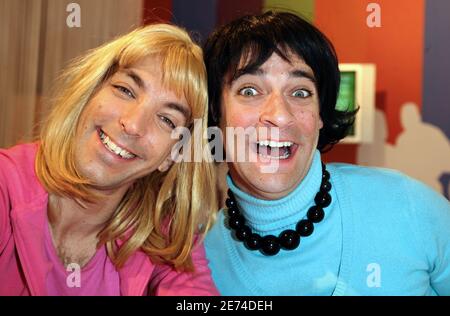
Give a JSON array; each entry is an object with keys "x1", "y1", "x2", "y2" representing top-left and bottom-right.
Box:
[
  {"x1": 256, "y1": 140, "x2": 294, "y2": 160},
  {"x1": 98, "y1": 129, "x2": 137, "y2": 160}
]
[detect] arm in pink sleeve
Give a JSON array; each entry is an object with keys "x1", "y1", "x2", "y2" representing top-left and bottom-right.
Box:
[
  {"x1": 148, "y1": 240, "x2": 219, "y2": 296},
  {"x1": 0, "y1": 153, "x2": 12, "y2": 254}
]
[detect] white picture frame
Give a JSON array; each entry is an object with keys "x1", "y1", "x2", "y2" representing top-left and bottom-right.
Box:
[{"x1": 338, "y1": 63, "x2": 376, "y2": 144}]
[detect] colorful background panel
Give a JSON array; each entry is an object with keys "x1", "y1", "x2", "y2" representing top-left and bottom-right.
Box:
[{"x1": 144, "y1": 0, "x2": 449, "y2": 197}]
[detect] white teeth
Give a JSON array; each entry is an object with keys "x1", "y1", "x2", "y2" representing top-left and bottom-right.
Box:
[
  {"x1": 258, "y1": 152, "x2": 290, "y2": 160},
  {"x1": 119, "y1": 150, "x2": 135, "y2": 159},
  {"x1": 257, "y1": 140, "x2": 293, "y2": 147},
  {"x1": 256, "y1": 140, "x2": 293, "y2": 160},
  {"x1": 99, "y1": 130, "x2": 136, "y2": 159}
]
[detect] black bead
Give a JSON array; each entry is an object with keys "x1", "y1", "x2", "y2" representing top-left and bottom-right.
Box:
[
  {"x1": 307, "y1": 206, "x2": 325, "y2": 223},
  {"x1": 322, "y1": 170, "x2": 330, "y2": 182},
  {"x1": 320, "y1": 180, "x2": 332, "y2": 192},
  {"x1": 245, "y1": 233, "x2": 261, "y2": 250},
  {"x1": 225, "y1": 162, "x2": 332, "y2": 256},
  {"x1": 225, "y1": 197, "x2": 236, "y2": 209},
  {"x1": 296, "y1": 219, "x2": 314, "y2": 237},
  {"x1": 235, "y1": 225, "x2": 251, "y2": 241},
  {"x1": 260, "y1": 235, "x2": 281, "y2": 256},
  {"x1": 227, "y1": 206, "x2": 240, "y2": 217},
  {"x1": 314, "y1": 191, "x2": 331, "y2": 207},
  {"x1": 227, "y1": 189, "x2": 236, "y2": 200},
  {"x1": 279, "y1": 230, "x2": 300, "y2": 250},
  {"x1": 228, "y1": 215, "x2": 245, "y2": 229}
]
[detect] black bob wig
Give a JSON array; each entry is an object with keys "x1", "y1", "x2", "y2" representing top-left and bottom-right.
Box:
[{"x1": 203, "y1": 11, "x2": 358, "y2": 152}]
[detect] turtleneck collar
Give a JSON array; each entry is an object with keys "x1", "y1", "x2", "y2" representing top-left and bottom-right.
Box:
[{"x1": 226, "y1": 149, "x2": 322, "y2": 234}]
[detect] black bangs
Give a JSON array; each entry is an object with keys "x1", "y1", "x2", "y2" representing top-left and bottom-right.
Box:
[{"x1": 222, "y1": 16, "x2": 300, "y2": 86}]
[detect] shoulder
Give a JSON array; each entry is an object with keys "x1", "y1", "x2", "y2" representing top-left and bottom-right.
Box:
[
  {"x1": 0, "y1": 142, "x2": 39, "y2": 173},
  {"x1": 0, "y1": 142, "x2": 45, "y2": 205},
  {"x1": 205, "y1": 211, "x2": 226, "y2": 247},
  {"x1": 328, "y1": 162, "x2": 409, "y2": 184},
  {"x1": 327, "y1": 162, "x2": 444, "y2": 201},
  {"x1": 328, "y1": 161, "x2": 450, "y2": 244},
  {"x1": 204, "y1": 210, "x2": 229, "y2": 262},
  {"x1": 328, "y1": 162, "x2": 449, "y2": 232}
]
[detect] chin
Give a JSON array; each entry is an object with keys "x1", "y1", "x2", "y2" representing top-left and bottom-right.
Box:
[
  {"x1": 78, "y1": 165, "x2": 105, "y2": 185},
  {"x1": 237, "y1": 170, "x2": 300, "y2": 200},
  {"x1": 258, "y1": 177, "x2": 298, "y2": 195}
]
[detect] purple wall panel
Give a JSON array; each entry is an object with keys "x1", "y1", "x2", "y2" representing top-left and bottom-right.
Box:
[{"x1": 423, "y1": 0, "x2": 450, "y2": 138}]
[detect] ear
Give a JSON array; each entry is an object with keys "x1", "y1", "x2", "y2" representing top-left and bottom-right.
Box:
[
  {"x1": 157, "y1": 156, "x2": 173, "y2": 173},
  {"x1": 318, "y1": 116, "x2": 324, "y2": 129}
]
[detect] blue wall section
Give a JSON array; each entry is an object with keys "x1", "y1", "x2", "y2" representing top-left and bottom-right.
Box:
[
  {"x1": 172, "y1": 0, "x2": 218, "y2": 44},
  {"x1": 423, "y1": 0, "x2": 450, "y2": 138}
]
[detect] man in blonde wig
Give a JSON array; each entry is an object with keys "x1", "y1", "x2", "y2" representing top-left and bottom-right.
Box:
[{"x1": 0, "y1": 24, "x2": 219, "y2": 295}]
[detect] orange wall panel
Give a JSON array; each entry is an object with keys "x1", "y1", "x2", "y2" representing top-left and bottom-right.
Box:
[{"x1": 315, "y1": 0, "x2": 425, "y2": 162}]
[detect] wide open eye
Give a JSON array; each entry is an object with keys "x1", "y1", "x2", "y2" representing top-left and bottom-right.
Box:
[
  {"x1": 292, "y1": 89, "x2": 312, "y2": 98},
  {"x1": 239, "y1": 87, "x2": 259, "y2": 97}
]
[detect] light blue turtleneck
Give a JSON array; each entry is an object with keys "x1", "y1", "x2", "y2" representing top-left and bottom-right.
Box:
[{"x1": 204, "y1": 150, "x2": 450, "y2": 295}]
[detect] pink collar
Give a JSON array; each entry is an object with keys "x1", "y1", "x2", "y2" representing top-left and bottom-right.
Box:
[{"x1": 11, "y1": 192, "x2": 154, "y2": 296}]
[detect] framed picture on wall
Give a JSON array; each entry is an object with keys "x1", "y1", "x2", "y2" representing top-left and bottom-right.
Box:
[{"x1": 337, "y1": 63, "x2": 376, "y2": 143}]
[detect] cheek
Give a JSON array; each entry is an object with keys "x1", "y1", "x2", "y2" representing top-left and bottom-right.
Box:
[
  {"x1": 226, "y1": 106, "x2": 258, "y2": 128},
  {"x1": 85, "y1": 91, "x2": 123, "y2": 125},
  {"x1": 228, "y1": 112, "x2": 251, "y2": 127},
  {"x1": 221, "y1": 92, "x2": 257, "y2": 128},
  {"x1": 146, "y1": 133, "x2": 176, "y2": 159},
  {"x1": 222, "y1": 109, "x2": 257, "y2": 149},
  {"x1": 161, "y1": 138, "x2": 176, "y2": 154},
  {"x1": 77, "y1": 105, "x2": 95, "y2": 136},
  {"x1": 297, "y1": 111, "x2": 322, "y2": 134},
  {"x1": 93, "y1": 101, "x2": 120, "y2": 123}
]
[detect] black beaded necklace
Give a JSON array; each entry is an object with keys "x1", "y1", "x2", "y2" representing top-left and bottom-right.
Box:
[{"x1": 226, "y1": 162, "x2": 332, "y2": 256}]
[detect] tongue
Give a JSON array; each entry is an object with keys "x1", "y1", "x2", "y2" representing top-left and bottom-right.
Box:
[{"x1": 259, "y1": 145, "x2": 288, "y2": 157}]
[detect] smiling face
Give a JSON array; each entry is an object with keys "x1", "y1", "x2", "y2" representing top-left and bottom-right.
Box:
[
  {"x1": 221, "y1": 52, "x2": 323, "y2": 200},
  {"x1": 74, "y1": 55, "x2": 191, "y2": 193}
]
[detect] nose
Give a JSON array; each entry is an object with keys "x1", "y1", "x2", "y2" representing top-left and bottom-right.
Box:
[
  {"x1": 119, "y1": 104, "x2": 148, "y2": 137},
  {"x1": 259, "y1": 92, "x2": 294, "y2": 128}
]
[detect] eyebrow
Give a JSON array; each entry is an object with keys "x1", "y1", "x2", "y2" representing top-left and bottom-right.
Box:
[
  {"x1": 231, "y1": 67, "x2": 316, "y2": 84},
  {"x1": 124, "y1": 69, "x2": 145, "y2": 89},
  {"x1": 291, "y1": 70, "x2": 316, "y2": 83},
  {"x1": 166, "y1": 102, "x2": 191, "y2": 121},
  {"x1": 121, "y1": 69, "x2": 191, "y2": 121}
]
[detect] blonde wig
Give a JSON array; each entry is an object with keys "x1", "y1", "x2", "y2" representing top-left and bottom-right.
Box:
[{"x1": 35, "y1": 24, "x2": 217, "y2": 271}]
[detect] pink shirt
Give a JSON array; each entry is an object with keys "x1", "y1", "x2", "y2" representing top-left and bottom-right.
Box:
[
  {"x1": 0, "y1": 143, "x2": 219, "y2": 296},
  {"x1": 44, "y1": 221, "x2": 120, "y2": 296}
]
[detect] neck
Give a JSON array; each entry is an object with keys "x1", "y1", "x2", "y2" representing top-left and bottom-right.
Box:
[
  {"x1": 226, "y1": 150, "x2": 322, "y2": 234},
  {"x1": 47, "y1": 186, "x2": 129, "y2": 239}
]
